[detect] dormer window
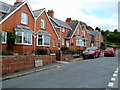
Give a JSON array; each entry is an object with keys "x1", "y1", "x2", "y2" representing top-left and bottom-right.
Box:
[
  {"x1": 62, "y1": 27, "x2": 65, "y2": 33},
  {"x1": 21, "y1": 13, "x2": 28, "y2": 25},
  {"x1": 41, "y1": 19, "x2": 46, "y2": 29}
]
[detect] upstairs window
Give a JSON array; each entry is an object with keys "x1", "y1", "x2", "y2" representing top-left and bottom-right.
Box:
[
  {"x1": 41, "y1": 19, "x2": 46, "y2": 29},
  {"x1": 21, "y1": 13, "x2": 28, "y2": 25},
  {"x1": 77, "y1": 29, "x2": 80, "y2": 35},
  {"x1": 2, "y1": 31, "x2": 7, "y2": 44},
  {"x1": 62, "y1": 38, "x2": 65, "y2": 45},
  {"x1": 62, "y1": 27, "x2": 65, "y2": 33}
]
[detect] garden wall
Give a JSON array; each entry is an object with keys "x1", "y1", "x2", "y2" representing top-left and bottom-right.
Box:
[{"x1": 1, "y1": 54, "x2": 75, "y2": 74}]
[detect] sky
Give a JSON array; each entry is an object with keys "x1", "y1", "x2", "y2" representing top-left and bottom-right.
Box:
[{"x1": 1, "y1": 0, "x2": 119, "y2": 31}]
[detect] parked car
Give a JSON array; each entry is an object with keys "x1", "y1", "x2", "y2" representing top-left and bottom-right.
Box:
[
  {"x1": 104, "y1": 48, "x2": 115, "y2": 57},
  {"x1": 82, "y1": 47, "x2": 101, "y2": 59}
]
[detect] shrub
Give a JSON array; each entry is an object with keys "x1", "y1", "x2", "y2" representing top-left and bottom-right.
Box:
[{"x1": 2, "y1": 51, "x2": 13, "y2": 55}]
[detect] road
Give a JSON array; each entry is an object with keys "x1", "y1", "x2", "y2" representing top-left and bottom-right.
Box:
[{"x1": 2, "y1": 50, "x2": 118, "y2": 88}]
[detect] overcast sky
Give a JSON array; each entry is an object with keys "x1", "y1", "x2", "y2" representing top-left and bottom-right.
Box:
[{"x1": 1, "y1": 0, "x2": 119, "y2": 31}]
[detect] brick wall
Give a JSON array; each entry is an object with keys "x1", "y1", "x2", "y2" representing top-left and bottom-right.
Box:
[{"x1": 2, "y1": 54, "x2": 76, "y2": 74}]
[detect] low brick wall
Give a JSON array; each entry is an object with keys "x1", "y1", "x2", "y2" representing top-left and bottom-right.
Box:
[
  {"x1": 60, "y1": 54, "x2": 75, "y2": 61},
  {"x1": 2, "y1": 55, "x2": 56, "y2": 74},
  {"x1": 1, "y1": 54, "x2": 76, "y2": 74}
]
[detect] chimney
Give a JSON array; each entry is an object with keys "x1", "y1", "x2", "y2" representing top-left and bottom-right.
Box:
[
  {"x1": 66, "y1": 18, "x2": 72, "y2": 24},
  {"x1": 14, "y1": 0, "x2": 23, "y2": 5},
  {"x1": 47, "y1": 10, "x2": 54, "y2": 18}
]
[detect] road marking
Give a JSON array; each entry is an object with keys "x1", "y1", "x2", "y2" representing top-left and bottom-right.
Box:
[
  {"x1": 111, "y1": 78, "x2": 116, "y2": 81},
  {"x1": 108, "y1": 82, "x2": 114, "y2": 87},
  {"x1": 116, "y1": 68, "x2": 119, "y2": 71},
  {"x1": 114, "y1": 70, "x2": 118, "y2": 74},
  {"x1": 113, "y1": 73, "x2": 117, "y2": 77}
]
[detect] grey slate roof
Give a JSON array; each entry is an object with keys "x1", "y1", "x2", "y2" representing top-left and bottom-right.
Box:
[
  {"x1": 33, "y1": 8, "x2": 45, "y2": 18},
  {"x1": 67, "y1": 22, "x2": 78, "y2": 37},
  {"x1": 50, "y1": 17, "x2": 72, "y2": 30},
  {"x1": 0, "y1": 1, "x2": 24, "y2": 21},
  {"x1": 87, "y1": 30, "x2": 101, "y2": 41}
]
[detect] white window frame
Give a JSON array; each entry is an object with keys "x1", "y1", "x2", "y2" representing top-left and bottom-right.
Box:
[
  {"x1": 62, "y1": 38, "x2": 65, "y2": 45},
  {"x1": 77, "y1": 29, "x2": 80, "y2": 35},
  {"x1": 76, "y1": 39, "x2": 83, "y2": 46},
  {"x1": 21, "y1": 13, "x2": 28, "y2": 25},
  {"x1": 37, "y1": 35, "x2": 50, "y2": 46},
  {"x1": 16, "y1": 32, "x2": 32, "y2": 45},
  {"x1": 41, "y1": 19, "x2": 46, "y2": 29},
  {"x1": 62, "y1": 27, "x2": 65, "y2": 33},
  {"x1": 2, "y1": 31, "x2": 7, "y2": 44}
]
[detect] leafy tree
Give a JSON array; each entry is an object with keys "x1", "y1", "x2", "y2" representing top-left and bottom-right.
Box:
[{"x1": 95, "y1": 27, "x2": 101, "y2": 32}]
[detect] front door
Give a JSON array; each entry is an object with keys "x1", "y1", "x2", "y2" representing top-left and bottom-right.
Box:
[{"x1": 66, "y1": 40, "x2": 70, "y2": 47}]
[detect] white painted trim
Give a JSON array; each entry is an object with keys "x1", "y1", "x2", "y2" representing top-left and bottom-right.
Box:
[
  {"x1": 0, "y1": 1, "x2": 35, "y2": 24},
  {"x1": 71, "y1": 23, "x2": 79, "y2": 38}
]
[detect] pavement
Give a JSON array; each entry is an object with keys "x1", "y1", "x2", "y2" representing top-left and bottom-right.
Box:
[{"x1": 2, "y1": 57, "x2": 83, "y2": 81}]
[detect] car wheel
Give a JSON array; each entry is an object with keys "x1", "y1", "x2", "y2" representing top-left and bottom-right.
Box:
[
  {"x1": 98, "y1": 53, "x2": 100, "y2": 57},
  {"x1": 92, "y1": 55, "x2": 95, "y2": 59},
  {"x1": 83, "y1": 56, "x2": 86, "y2": 59}
]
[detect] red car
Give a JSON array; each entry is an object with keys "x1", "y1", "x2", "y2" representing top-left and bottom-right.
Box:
[
  {"x1": 82, "y1": 47, "x2": 101, "y2": 59},
  {"x1": 104, "y1": 48, "x2": 115, "y2": 57}
]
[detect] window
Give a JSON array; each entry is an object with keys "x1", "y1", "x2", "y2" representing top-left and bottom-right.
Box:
[
  {"x1": 62, "y1": 27, "x2": 65, "y2": 33},
  {"x1": 76, "y1": 39, "x2": 83, "y2": 46},
  {"x1": 62, "y1": 38, "x2": 65, "y2": 45},
  {"x1": 21, "y1": 13, "x2": 28, "y2": 25},
  {"x1": 16, "y1": 32, "x2": 32, "y2": 45},
  {"x1": 2, "y1": 31, "x2": 7, "y2": 43},
  {"x1": 77, "y1": 29, "x2": 80, "y2": 35},
  {"x1": 37, "y1": 35, "x2": 50, "y2": 46},
  {"x1": 53, "y1": 39, "x2": 56, "y2": 47},
  {"x1": 41, "y1": 19, "x2": 46, "y2": 29}
]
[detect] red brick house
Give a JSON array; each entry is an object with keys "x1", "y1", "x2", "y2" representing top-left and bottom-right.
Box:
[
  {"x1": 1, "y1": 0, "x2": 35, "y2": 55},
  {"x1": 65, "y1": 18, "x2": 89, "y2": 50},
  {"x1": 47, "y1": 10, "x2": 72, "y2": 49},
  {"x1": 1, "y1": 0, "x2": 59, "y2": 55},
  {"x1": 87, "y1": 27, "x2": 103, "y2": 48},
  {"x1": 33, "y1": 8, "x2": 59, "y2": 52}
]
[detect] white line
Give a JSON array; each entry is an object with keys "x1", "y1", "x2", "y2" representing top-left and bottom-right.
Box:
[
  {"x1": 116, "y1": 68, "x2": 119, "y2": 71},
  {"x1": 114, "y1": 70, "x2": 118, "y2": 74},
  {"x1": 108, "y1": 82, "x2": 114, "y2": 87},
  {"x1": 111, "y1": 78, "x2": 116, "y2": 81},
  {"x1": 113, "y1": 73, "x2": 117, "y2": 77}
]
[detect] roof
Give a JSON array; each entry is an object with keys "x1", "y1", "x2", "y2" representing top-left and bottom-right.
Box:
[
  {"x1": 67, "y1": 22, "x2": 78, "y2": 37},
  {"x1": 0, "y1": 1, "x2": 24, "y2": 21},
  {"x1": 50, "y1": 17, "x2": 72, "y2": 30},
  {"x1": 87, "y1": 30, "x2": 101, "y2": 41},
  {"x1": 33, "y1": 8, "x2": 45, "y2": 18}
]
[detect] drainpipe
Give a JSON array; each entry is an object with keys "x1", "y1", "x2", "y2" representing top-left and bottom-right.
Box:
[{"x1": 33, "y1": 18, "x2": 37, "y2": 51}]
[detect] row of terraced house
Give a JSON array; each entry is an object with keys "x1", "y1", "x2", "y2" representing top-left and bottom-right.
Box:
[{"x1": 1, "y1": 0, "x2": 103, "y2": 55}]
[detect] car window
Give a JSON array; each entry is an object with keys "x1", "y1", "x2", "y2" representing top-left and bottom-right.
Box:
[
  {"x1": 86, "y1": 48, "x2": 95, "y2": 51},
  {"x1": 105, "y1": 48, "x2": 113, "y2": 51}
]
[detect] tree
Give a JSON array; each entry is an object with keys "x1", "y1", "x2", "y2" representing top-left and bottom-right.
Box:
[
  {"x1": 114, "y1": 29, "x2": 118, "y2": 34},
  {"x1": 95, "y1": 27, "x2": 101, "y2": 32}
]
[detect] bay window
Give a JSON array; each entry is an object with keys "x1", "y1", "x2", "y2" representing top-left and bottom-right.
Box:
[
  {"x1": 37, "y1": 35, "x2": 50, "y2": 46},
  {"x1": 16, "y1": 32, "x2": 32, "y2": 45}
]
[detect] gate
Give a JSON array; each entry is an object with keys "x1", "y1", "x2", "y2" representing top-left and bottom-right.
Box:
[{"x1": 56, "y1": 51, "x2": 61, "y2": 61}]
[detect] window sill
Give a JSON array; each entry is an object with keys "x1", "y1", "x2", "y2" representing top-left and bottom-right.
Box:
[
  {"x1": 2, "y1": 42, "x2": 7, "y2": 44},
  {"x1": 15, "y1": 43, "x2": 32, "y2": 46},
  {"x1": 37, "y1": 45, "x2": 50, "y2": 47},
  {"x1": 21, "y1": 23, "x2": 28, "y2": 26}
]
